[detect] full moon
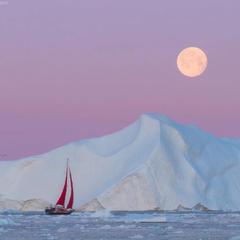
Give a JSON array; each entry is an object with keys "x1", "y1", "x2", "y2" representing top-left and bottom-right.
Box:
[{"x1": 177, "y1": 47, "x2": 208, "y2": 77}]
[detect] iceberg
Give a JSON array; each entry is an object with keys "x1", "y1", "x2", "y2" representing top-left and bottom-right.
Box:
[{"x1": 0, "y1": 113, "x2": 240, "y2": 211}]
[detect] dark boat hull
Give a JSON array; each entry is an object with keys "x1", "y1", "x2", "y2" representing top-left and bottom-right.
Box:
[{"x1": 45, "y1": 207, "x2": 75, "y2": 215}]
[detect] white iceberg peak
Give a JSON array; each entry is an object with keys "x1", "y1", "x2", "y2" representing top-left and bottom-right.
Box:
[{"x1": 0, "y1": 113, "x2": 240, "y2": 211}]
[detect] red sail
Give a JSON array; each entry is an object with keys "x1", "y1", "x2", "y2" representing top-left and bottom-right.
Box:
[
  {"x1": 56, "y1": 164, "x2": 68, "y2": 207},
  {"x1": 67, "y1": 168, "x2": 74, "y2": 209}
]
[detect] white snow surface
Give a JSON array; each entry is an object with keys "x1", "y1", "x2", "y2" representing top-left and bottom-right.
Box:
[{"x1": 1, "y1": 113, "x2": 240, "y2": 211}]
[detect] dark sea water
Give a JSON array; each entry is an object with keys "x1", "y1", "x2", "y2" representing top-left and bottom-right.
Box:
[{"x1": 1, "y1": 210, "x2": 240, "y2": 240}]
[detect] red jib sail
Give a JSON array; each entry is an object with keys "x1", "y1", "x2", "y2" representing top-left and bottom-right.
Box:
[
  {"x1": 67, "y1": 168, "x2": 74, "y2": 209},
  {"x1": 56, "y1": 164, "x2": 69, "y2": 207}
]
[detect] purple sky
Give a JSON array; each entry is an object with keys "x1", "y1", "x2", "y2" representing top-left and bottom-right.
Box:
[{"x1": 0, "y1": 0, "x2": 240, "y2": 160}]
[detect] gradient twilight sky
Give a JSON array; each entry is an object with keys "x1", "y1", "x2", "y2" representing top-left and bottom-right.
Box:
[{"x1": 0, "y1": 0, "x2": 240, "y2": 160}]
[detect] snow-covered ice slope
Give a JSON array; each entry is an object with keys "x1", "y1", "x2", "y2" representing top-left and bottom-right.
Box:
[{"x1": 1, "y1": 113, "x2": 240, "y2": 211}]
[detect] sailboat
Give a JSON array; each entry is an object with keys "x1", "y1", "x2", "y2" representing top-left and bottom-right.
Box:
[{"x1": 45, "y1": 159, "x2": 75, "y2": 215}]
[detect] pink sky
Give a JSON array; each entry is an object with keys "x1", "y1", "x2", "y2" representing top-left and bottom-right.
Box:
[{"x1": 0, "y1": 0, "x2": 240, "y2": 160}]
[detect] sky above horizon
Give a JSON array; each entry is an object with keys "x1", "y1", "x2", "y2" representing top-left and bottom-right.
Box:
[{"x1": 0, "y1": 0, "x2": 240, "y2": 160}]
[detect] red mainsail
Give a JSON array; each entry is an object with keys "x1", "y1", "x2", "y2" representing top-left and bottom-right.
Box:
[
  {"x1": 56, "y1": 164, "x2": 69, "y2": 207},
  {"x1": 66, "y1": 168, "x2": 74, "y2": 209}
]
